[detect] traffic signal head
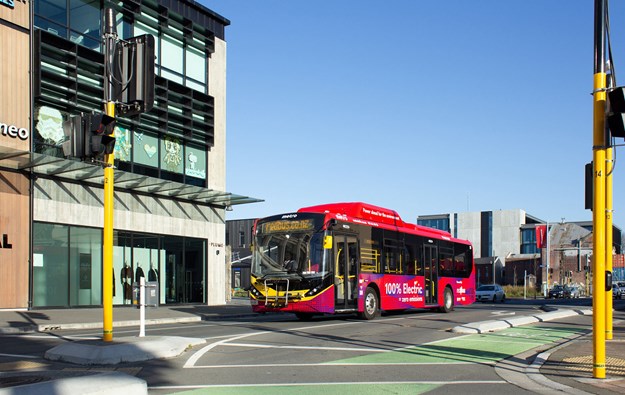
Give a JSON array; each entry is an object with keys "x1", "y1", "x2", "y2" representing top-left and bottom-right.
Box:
[
  {"x1": 61, "y1": 115, "x2": 85, "y2": 158},
  {"x1": 84, "y1": 113, "x2": 116, "y2": 157},
  {"x1": 607, "y1": 87, "x2": 625, "y2": 138}
]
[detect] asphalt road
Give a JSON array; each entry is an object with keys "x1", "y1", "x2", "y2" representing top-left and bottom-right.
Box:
[{"x1": 0, "y1": 299, "x2": 602, "y2": 394}]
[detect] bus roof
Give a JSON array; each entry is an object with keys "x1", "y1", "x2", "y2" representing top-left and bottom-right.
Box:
[{"x1": 297, "y1": 202, "x2": 456, "y2": 240}]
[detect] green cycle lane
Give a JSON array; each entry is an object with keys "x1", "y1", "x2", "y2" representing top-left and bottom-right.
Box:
[
  {"x1": 171, "y1": 326, "x2": 587, "y2": 395},
  {"x1": 325, "y1": 325, "x2": 587, "y2": 365}
]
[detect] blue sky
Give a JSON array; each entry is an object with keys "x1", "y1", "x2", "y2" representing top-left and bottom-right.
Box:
[{"x1": 204, "y1": 0, "x2": 625, "y2": 228}]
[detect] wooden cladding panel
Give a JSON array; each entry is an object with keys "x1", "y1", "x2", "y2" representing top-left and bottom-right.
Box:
[
  {"x1": 0, "y1": 171, "x2": 30, "y2": 309},
  {"x1": 0, "y1": 23, "x2": 30, "y2": 151},
  {"x1": 0, "y1": 1, "x2": 29, "y2": 29}
]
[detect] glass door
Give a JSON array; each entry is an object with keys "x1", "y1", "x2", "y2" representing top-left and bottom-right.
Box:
[
  {"x1": 334, "y1": 234, "x2": 359, "y2": 310},
  {"x1": 424, "y1": 245, "x2": 438, "y2": 305}
]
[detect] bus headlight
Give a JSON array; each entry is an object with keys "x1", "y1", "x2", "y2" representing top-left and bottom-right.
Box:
[
  {"x1": 305, "y1": 287, "x2": 320, "y2": 297},
  {"x1": 249, "y1": 286, "x2": 262, "y2": 298}
]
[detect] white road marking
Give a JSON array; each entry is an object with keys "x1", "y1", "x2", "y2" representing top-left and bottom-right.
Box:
[
  {"x1": 184, "y1": 320, "x2": 361, "y2": 368},
  {"x1": 184, "y1": 361, "x2": 478, "y2": 369},
  {"x1": 221, "y1": 342, "x2": 390, "y2": 352}
]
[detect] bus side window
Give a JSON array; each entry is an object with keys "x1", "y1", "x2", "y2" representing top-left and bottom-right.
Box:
[
  {"x1": 403, "y1": 245, "x2": 415, "y2": 275},
  {"x1": 336, "y1": 248, "x2": 344, "y2": 276},
  {"x1": 360, "y1": 247, "x2": 380, "y2": 272}
]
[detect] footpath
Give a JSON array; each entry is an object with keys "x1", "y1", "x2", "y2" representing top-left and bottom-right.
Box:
[{"x1": 0, "y1": 299, "x2": 623, "y2": 394}]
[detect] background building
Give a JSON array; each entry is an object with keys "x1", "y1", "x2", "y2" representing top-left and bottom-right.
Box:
[
  {"x1": 226, "y1": 218, "x2": 255, "y2": 292},
  {"x1": 418, "y1": 210, "x2": 624, "y2": 291},
  {"x1": 0, "y1": 0, "x2": 259, "y2": 309}
]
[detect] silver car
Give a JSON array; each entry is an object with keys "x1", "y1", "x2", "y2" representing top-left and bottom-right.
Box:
[{"x1": 475, "y1": 284, "x2": 506, "y2": 303}]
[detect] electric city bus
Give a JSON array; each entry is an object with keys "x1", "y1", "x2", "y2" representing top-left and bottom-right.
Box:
[{"x1": 249, "y1": 202, "x2": 475, "y2": 320}]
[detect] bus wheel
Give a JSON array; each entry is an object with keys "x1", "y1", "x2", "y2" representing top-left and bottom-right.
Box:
[
  {"x1": 439, "y1": 288, "x2": 454, "y2": 313},
  {"x1": 360, "y1": 287, "x2": 379, "y2": 320}
]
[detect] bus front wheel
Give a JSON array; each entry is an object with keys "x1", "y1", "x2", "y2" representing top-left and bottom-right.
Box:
[
  {"x1": 359, "y1": 287, "x2": 379, "y2": 320},
  {"x1": 439, "y1": 287, "x2": 454, "y2": 313}
]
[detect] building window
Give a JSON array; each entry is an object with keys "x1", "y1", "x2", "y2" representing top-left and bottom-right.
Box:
[
  {"x1": 35, "y1": 0, "x2": 101, "y2": 51},
  {"x1": 417, "y1": 218, "x2": 450, "y2": 233},
  {"x1": 239, "y1": 231, "x2": 245, "y2": 247},
  {"x1": 186, "y1": 44, "x2": 206, "y2": 91},
  {"x1": 161, "y1": 32, "x2": 184, "y2": 84},
  {"x1": 521, "y1": 228, "x2": 538, "y2": 254},
  {"x1": 33, "y1": 223, "x2": 102, "y2": 307}
]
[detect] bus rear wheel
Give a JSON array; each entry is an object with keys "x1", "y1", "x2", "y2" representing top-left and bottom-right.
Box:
[
  {"x1": 439, "y1": 287, "x2": 454, "y2": 313},
  {"x1": 359, "y1": 287, "x2": 379, "y2": 320}
]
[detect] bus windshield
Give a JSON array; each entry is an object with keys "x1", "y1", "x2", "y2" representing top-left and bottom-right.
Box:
[{"x1": 252, "y1": 230, "x2": 330, "y2": 278}]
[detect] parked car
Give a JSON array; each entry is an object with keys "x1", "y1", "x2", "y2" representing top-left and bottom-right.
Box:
[
  {"x1": 475, "y1": 284, "x2": 506, "y2": 302},
  {"x1": 548, "y1": 285, "x2": 571, "y2": 299},
  {"x1": 568, "y1": 286, "x2": 581, "y2": 298},
  {"x1": 613, "y1": 284, "x2": 624, "y2": 299}
]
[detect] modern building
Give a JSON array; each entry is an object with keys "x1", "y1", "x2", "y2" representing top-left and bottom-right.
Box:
[
  {"x1": 417, "y1": 209, "x2": 624, "y2": 289},
  {"x1": 225, "y1": 218, "x2": 254, "y2": 291},
  {"x1": 0, "y1": 0, "x2": 260, "y2": 309}
]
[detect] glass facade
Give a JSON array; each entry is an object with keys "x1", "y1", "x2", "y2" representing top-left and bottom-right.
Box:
[
  {"x1": 521, "y1": 228, "x2": 539, "y2": 254},
  {"x1": 32, "y1": 1, "x2": 216, "y2": 188},
  {"x1": 33, "y1": 222, "x2": 207, "y2": 307},
  {"x1": 33, "y1": 223, "x2": 102, "y2": 307},
  {"x1": 35, "y1": 0, "x2": 102, "y2": 51},
  {"x1": 417, "y1": 217, "x2": 451, "y2": 233}
]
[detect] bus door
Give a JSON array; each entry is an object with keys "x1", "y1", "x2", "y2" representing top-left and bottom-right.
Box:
[
  {"x1": 334, "y1": 234, "x2": 359, "y2": 311},
  {"x1": 424, "y1": 245, "x2": 438, "y2": 305}
]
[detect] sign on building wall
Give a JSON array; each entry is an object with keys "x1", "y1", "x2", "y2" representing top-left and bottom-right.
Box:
[
  {"x1": 1, "y1": 0, "x2": 15, "y2": 9},
  {"x1": 0, "y1": 122, "x2": 28, "y2": 140}
]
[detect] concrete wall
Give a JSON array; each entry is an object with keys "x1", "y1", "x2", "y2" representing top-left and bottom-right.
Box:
[
  {"x1": 456, "y1": 212, "x2": 482, "y2": 257},
  {"x1": 206, "y1": 37, "x2": 227, "y2": 304},
  {"x1": 492, "y1": 209, "x2": 524, "y2": 257}
]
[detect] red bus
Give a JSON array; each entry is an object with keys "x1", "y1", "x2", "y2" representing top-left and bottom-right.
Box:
[{"x1": 249, "y1": 202, "x2": 475, "y2": 319}]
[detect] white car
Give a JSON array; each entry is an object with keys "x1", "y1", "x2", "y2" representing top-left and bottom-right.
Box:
[{"x1": 476, "y1": 284, "x2": 506, "y2": 303}]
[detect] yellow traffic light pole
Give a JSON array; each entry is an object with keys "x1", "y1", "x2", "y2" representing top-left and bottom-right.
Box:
[
  {"x1": 592, "y1": 0, "x2": 607, "y2": 379},
  {"x1": 103, "y1": 102, "x2": 115, "y2": 342},
  {"x1": 102, "y1": 8, "x2": 117, "y2": 342},
  {"x1": 606, "y1": 144, "x2": 613, "y2": 341}
]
